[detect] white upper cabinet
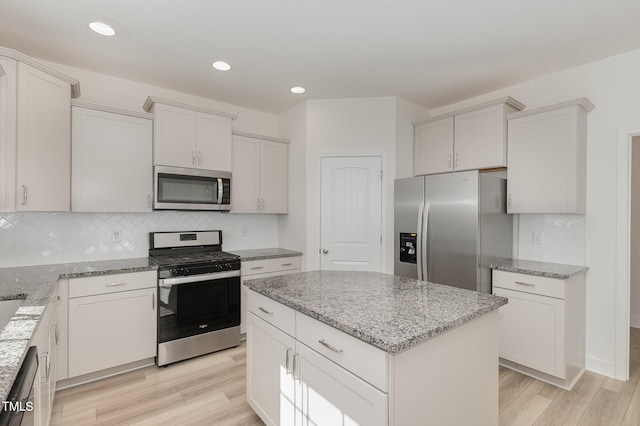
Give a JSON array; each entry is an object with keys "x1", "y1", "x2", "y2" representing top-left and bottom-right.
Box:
[
  {"x1": 413, "y1": 97, "x2": 524, "y2": 176},
  {"x1": 0, "y1": 48, "x2": 79, "y2": 212},
  {"x1": 414, "y1": 117, "x2": 454, "y2": 175},
  {"x1": 71, "y1": 102, "x2": 153, "y2": 212},
  {"x1": 231, "y1": 132, "x2": 289, "y2": 214},
  {"x1": 143, "y1": 96, "x2": 236, "y2": 171},
  {"x1": 507, "y1": 98, "x2": 593, "y2": 214},
  {"x1": 16, "y1": 61, "x2": 71, "y2": 211}
]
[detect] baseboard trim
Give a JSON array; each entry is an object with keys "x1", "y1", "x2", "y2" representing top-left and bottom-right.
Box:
[
  {"x1": 56, "y1": 357, "x2": 155, "y2": 390},
  {"x1": 586, "y1": 355, "x2": 616, "y2": 378}
]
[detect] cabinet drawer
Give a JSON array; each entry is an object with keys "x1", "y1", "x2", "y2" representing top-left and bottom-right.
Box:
[
  {"x1": 492, "y1": 270, "x2": 565, "y2": 299},
  {"x1": 247, "y1": 290, "x2": 296, "y2": 336},
  {"x1": 242, "y1": 256, "x2": 301, "y2": 276},
  {"x1": 296, "y1": 312, "x2": 388, "y2": 392},
  {"x1": 69, "y1": 270, "x2": 157, "y2": 298}
]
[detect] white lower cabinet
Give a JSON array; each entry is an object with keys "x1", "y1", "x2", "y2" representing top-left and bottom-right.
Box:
[
  {"x1": 247, "y1": 289, "x2": 500, "y2": 425},
  {"x1": 493, "y1": 269, "x2": 586, "y2": 389},
  {"x1": 247, "y1": 290, "x2": 387, "y2": 426},
  {"x1": 31, "y1": 284, "x2": 59, "y2": 426},
  {"x1": 240, "y1": 256, "x2": 301, "y2": 335},
  {"x1": 246, "y1": 312, "x2": 298, "y2": 426},
  {"x1": 296, "y1": 342, "x2": 387, "y2": 426},
  {"x1": 67, "y1": 271, "x2": 157, "y2": 378}
]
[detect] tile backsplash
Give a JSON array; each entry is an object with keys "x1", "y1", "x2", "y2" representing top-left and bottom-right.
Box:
[
  {"x1": 517, "y1": 214, "x2": 586, "y2": 266},
  {"x1": 0, "y1": 211, "x2": 278, "y2": 268}
]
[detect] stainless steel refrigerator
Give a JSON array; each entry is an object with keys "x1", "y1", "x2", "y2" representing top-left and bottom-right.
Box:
[{"x1": 394, "y1": 170, "x2": 512, "y2": 294}]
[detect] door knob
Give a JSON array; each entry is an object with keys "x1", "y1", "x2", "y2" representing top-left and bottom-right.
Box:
[{"x1": 322, "y1": 249, "x2": 329, "y2": 254}]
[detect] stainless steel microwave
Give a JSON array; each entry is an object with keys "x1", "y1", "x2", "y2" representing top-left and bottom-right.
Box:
[{"x1": 153, "y1": 165, "x2": 231, "y2": 211}]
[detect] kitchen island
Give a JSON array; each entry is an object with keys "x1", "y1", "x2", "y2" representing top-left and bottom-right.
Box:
[{"x1": 244, "y1": 270, "x2": 507, "y2": 426}]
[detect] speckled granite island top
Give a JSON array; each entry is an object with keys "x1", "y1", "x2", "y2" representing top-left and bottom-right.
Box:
[
  {"x1": 0, "y1": 258, "x2": 156, "y2": 404},
  {"x1": 229, "y1": 247, "x2": 302, "y2": 261},
  {"x1": 490, "y1": 259, "x2": 588, "y2": 279},
  {"x1": 244, "y1": 270, "x2": 507, "y2": 353}
]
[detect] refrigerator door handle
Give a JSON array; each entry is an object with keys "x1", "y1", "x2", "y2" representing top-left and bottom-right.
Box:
[
  {"x1": 416, "y1": 203, "x2": 425, "y2": 280},
  {"x1": 422, "y1": 203, "x2": 430, "y2": 282}
]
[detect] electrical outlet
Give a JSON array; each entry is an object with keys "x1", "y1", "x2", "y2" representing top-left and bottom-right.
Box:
[
  {"x1": 532, "y1": 231, "x2": 544, "y2": 245},
  {"x1": 241, "y1": 225, "x2": 249, "y2": 237},
  {"x1": 111, "y1": 229, "x2": 122, "y2": 242}
]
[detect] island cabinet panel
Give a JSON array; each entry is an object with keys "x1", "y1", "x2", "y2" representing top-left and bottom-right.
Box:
[
  {"x1": 247, "y1": 288, "x2": 500, "y2": 425},
  {"x1": 246, "y1": 312, "x2": 298, "y2": 426},
  {"x1": 296, "y1": 312, "x2": 388, "y2": 392},
  {"x1": 240, "y1": 256, "x2": 301, "y2": 335},
  {"x1": 296, "y1": 342, "x2": 387, "y2": 426},
  {"x1": 246, "y1": 287, "x2": 296, "y2": 336},
  {"x1": 388, "y1": 310, "x2": 498, "y2": 426}
]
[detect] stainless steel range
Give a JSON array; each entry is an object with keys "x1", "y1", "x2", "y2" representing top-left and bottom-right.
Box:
[{"x1": 149, "y1": 230, "x2": 241, "y2": 366}]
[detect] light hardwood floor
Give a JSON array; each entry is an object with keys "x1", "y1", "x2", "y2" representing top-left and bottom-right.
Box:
[{"x1": 52, "y1": 328, "x2": 640, "y2": 426}]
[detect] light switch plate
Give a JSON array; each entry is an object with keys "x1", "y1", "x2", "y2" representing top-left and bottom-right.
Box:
[{"x1": 532, "y1": 231, "x2": 544, "y2": 245}]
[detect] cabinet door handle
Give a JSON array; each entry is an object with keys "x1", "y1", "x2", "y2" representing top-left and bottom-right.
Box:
[
  {"x1": 192, "y1": 150, "x2": 196, "y2": 165},
  {"x1": 448, "y1": 154, "x2": 452, "y2": 169},
  {"x1": 198, "y1": 151, "x2": 202, "y2": 165},
  {"x1": 41, "y1": 352, "x2": 50, "y2": 382},
  {"x1": 515, "y1": 281, "x2": 535, "y2": 287},
  {"x1": 281, "y1": 263, "x2": 293, "y2": 267},
  {"x1": 285, "y1": 348, "x2": 293, "y2": 375},
  {"x1": 22, "y1": 185, "x2": 27, "y2": 205},
  {"x1": 292, "y1": 353, "x2": 300, "y2": 381},
  {"x1": 250, "y1": 266, "x2": 264, "y2": 270},
  {"x1": 319, "y1": 339, "x2": 343, "y2": 353},
  {"x1": 54, "y1": 325, "x2": 59, "y2": 346},
  {"x1": 258, "y1": 306, "x2": 273, "y2": 315},
  {"x1": 455, "y1": 153, "x2": 458, "y2": 168},
  {"x1": 105, "y1": 282, "x2": 127, "y2": 287},
  {"x1": 147, "y1": 194, "x2": 151, "y2": 209},
  {"x1": 152, "y1": 293, "x2": 155, "y2": 310}
]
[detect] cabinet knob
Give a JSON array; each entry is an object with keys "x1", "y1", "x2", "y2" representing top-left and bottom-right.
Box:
[{"x1": 322, "y1": 249, "x2": 329, "y2": 254}]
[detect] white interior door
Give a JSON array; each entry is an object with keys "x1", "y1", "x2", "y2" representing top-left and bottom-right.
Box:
[{"x1": 320, "y1": 156, "x2": 383, "y2": 271}]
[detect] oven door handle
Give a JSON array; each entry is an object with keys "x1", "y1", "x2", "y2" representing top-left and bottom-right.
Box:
[{"x1": 159, "y1": 270, "x2": 241, "y2": 287}]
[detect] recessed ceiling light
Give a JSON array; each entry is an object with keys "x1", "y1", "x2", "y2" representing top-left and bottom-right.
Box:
[
  {"x1": 88, "y1": 21, "x2": 116, "y2": 36},
  {"x1": 212, "y1": 61, "x2": 231, "y2": 71},
  {"x1": 290, "y1": 86, "x2": 306, "y2": 94}
]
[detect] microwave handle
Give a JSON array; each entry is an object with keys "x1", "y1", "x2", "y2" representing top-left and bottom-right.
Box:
[{"x1": 217, "y1": 178, "x2": 224, "y2": 205}]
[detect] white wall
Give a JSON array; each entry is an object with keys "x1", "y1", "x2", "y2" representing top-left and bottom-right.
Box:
[
  {"x1": 429, "y1": 48, "x2": 640, "y2": 377},
  {"x1": 278, "y1": 102, "x2": 308, "y2": 269},
  {"x1": 631, "y1": 136, "x2": 640, "y2": 328},
  {"x1": 278, "y1": 97, "x2": 428, "y2": 273},
  {"x1": 42, "y1": 60, "x2": 279, "y2": 136},
  {"x1": 395, "y1": 98, "x2": 430, "y2": 178},
  {"x1": 0, "y1": 58, "x2": 282, "y2": 267}
]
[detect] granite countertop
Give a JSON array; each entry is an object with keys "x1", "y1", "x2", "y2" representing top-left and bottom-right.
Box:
[
  {"x1": 0, "y1": 258, "x2": 156, "y2": 404},
  {"x1": 229, "y1": 248, "x2": 302, "y2": 261},
  {"x1": 490, "y1": 259, "x2": 588, "y2": 279},
  {"x1": 244, "y1": 270, "x2": 507, "y2": 353}
]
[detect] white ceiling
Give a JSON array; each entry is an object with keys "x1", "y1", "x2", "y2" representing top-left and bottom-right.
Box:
[{"x1": 1, "y1": 0, "x2": 639, "y2": 114}]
